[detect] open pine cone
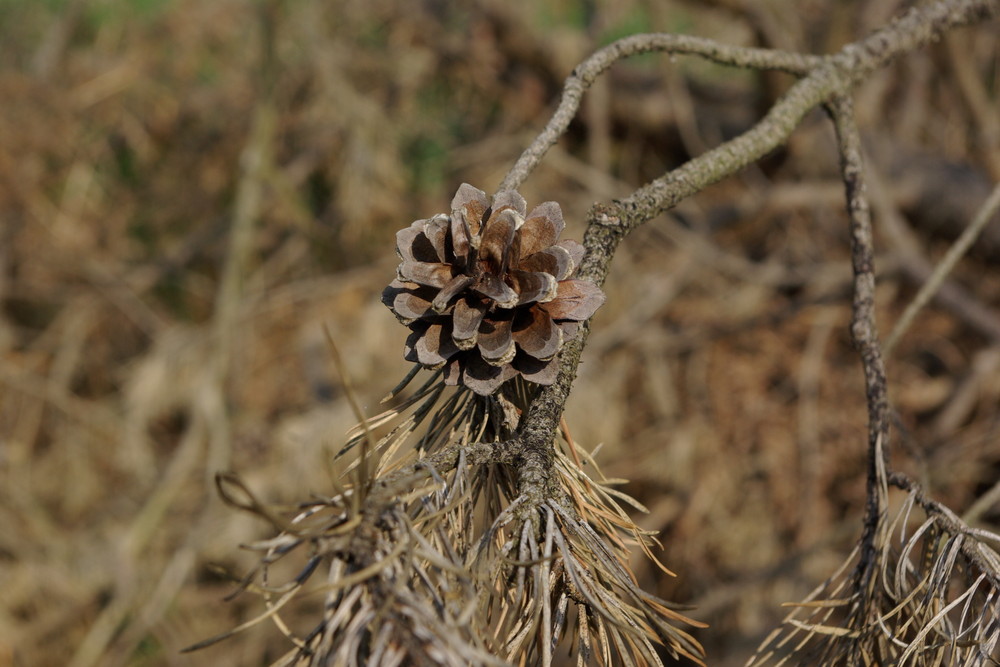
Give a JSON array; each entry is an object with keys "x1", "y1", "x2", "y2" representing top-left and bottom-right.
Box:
[{"x1": 382, "y1": 184, "x2": 605, "y2": 395}]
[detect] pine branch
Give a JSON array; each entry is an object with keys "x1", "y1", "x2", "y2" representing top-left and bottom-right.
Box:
[{"x1": 201, "y1": 1, "x2": 1000, "y2": 664}]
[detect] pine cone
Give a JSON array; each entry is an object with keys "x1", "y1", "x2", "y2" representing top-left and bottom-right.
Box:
[{"x1": 382, "y1": 184, "x2": 605, "y2": 395}]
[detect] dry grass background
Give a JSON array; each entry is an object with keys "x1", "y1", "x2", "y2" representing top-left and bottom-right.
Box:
[{"x1": 1, "y1": 0, "x2": 999, "y2": 665}]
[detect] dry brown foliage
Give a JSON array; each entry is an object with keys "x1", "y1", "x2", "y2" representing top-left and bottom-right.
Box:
[{"x1": 2, "y1": 0, "x2": 1000, "y2": 665}]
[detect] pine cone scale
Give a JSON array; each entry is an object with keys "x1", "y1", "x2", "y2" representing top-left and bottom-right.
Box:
[
  {"x1": 540, "y1": 279, "x2": 605, "y2": 321},
  {"x1": 383, "y1": 280, "x2": 434, "y2": 323},
  {"x1": 519, "y1": 246, "x2": 573, "y2": 281},
  {"x1": 478, "y1": 209, "x2": 520, "y2": 277},
  {"x1": 513, "y1": 307, "x2": 561, "y2": 361},
  {"x1": 491, "y1": 190, "x2": 527, "y2": 217},
  {"x1": 431, "y1": 274, "x2": 474, "y2": 313},
  {"x1": 513, "y1": 353, "x2": 559, "y2": 384},
  {"x1": 463, "y1": 355, "x2": 516, "y2": 395},
  {"x1": 520, "y1": 201, "x2": 564, "y2": 257},
  {"x1": 395, "y1": 221, "x2": 440, "y2": 265},
  {"x1": 452, "y1": 298, "x2": 486, "y2": 349},
  {"x1": 420, "y1": 215, "x2": 450, "y2": 260},
  {"x1": 397, "y1": 261, "x2": 453, "y2": 288},
  {"x1": 556, "y1": 239, "x2": 585, "y2": 269},
  {"x1": 511, "y1": 270, "x2": 557, "y2": 305},
  {"x1": 472, "y1": 273, "x2": 517, "y2": 308},
  {"x1": 408, "y1": 321, "x2": 460, "y2": 369},
  {"x1": 477, "y1": 316, "x2": 516, "y2": 366}
]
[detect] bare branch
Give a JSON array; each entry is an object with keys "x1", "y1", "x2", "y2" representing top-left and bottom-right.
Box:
[
  {"x1": 828, "y1": 95, "x2": 890, "y2": 471},
  {"x1": 500, "y1": 35, "x2": 823, "y2": 192},
  {"x1": 605, "y1": 0, "x2": 999, "y2": 238},
  {"x1": 826, "y1": 98, "x2": 893, "y2": 658}
]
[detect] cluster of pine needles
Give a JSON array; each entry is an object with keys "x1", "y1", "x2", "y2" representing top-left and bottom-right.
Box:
[
  {"x1": 749, "y1": 436, "x2": 1000, "y2": 666},
  {"x1": 186, "y1": 367, "x2": 706, "y2": 665}
]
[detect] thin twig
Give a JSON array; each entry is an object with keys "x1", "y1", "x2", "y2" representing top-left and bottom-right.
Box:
[
  {"x1": 868, "y1": 166, "x2": 1000, "y2": 343},
  {"x1": 827, "y1": 96, "x2": 892, "y2": 626},
  {"x1": 884, "y1": 182, "x2": 1000, "y2": 354}
]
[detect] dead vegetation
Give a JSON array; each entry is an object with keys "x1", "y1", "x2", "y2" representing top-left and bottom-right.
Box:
[{"x1": 2, "y1": 0, "x2": 1000, "y2": 665}]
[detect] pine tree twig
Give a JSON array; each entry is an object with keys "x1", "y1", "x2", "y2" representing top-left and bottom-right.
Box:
[
  {"x1": 888, "y1": 471, "x2": 1000, "y2": 589},
  {"x1": 826, "y1": 97, "x2": 893, "y2": 647},
  {"x1": 828, "y1": 95, "x2": 890, "y2": 477},
  {"x1": 365, "y1": 439, "x2": 514, "y2": 507},
  {"x1": 499, "y1": 35, "x2": 823, "y2": 193}
]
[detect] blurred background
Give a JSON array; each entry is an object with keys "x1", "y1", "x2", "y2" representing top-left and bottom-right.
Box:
[{"x1": 1, "y1": 0, "x2": 999, "y2": 665}]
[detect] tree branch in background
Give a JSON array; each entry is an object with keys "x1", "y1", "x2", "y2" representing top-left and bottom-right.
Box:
[{"x1": 883, "y1": 182, "x2": 1000, "y2": 354}]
